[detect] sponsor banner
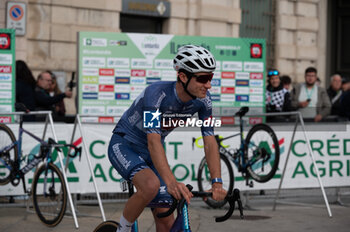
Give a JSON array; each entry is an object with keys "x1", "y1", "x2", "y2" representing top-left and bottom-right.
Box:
[
  {"x1": 130, "y1": 77, "x2": 146, "y2": 85},
  {"x1": 249, "y1": 117, "x2": 263, "y2": 124},
  {"x1": 250, "y1": 87, "x2": 263, "y2": 94},
  {"x1": 250, "y1": 95, "x2": 263, "y2": 102},
  {"x1": 162, "y1": 76, "x2": 176, "y2": 81},
  {"x1": 83, "y1": 68, "x2": 98, "y2": 76},
  {"x1": 221, "y1": 94, "x2": 235, "y2": 102},
  {"x1": 147, "y1": 69, "x2": 162, "y2": 77},
  {"x1": 0, "y1": 74, "x2": 11, "y2": 81},
  {"x1": 250, "y1": 80, "x2": 264, "y2": 87},
  {"x1": 154, "y1": 59, "x2": 173, "y2": 69},
  {"x1": 115, "y1": 93, "x2": 130, "y2": 100},
  {"x1": 0, "y1": 116, "x2": 11, "y2": 123},
  {"x1": 83, "y1": 38, "x2": 107, "y2": 47},
  {"x1": 131, "y1": 69, "x2": 146, "y2": 77},
  {"x1": 130, "y1": 85, "x2": 145, "y2": 93},
  {"x1": 236, "y1": 95, "x2": 249, "y2": 102},
  {"x1": 131, "y1": 58, "x2": 153, "y2": 69},
  {"x1": 115, "y1": 77, "x2": 130, "y2": 84},
  {"x1": 98, "y1": 92, "x2": 114, "y2": 100},
  {"x1": 220, "y1": 116, "x2": 235, "y2": 125},
  {"x1": 209, "y1": 86, "x2": 221, "y2": 94},
  {"x1": 0, "y1": 105, "x2": 11, "y2": 112},
  {"x1": 83, "y1": 57, "x2": 105, "y2": 67},
  {"x1": 0, "y1": 91, "x2": 11, "y2": 99},
  {"x1": 211, "y1": 79, "x2": 221, "y2": 87},
  {"x1": 106, "y1": 106, "x2": 128, "y2": 116},
  {"x1": 82, "y1": 92, "x2": 98, "y2": 99},
  {"x1": 0, "y1": 65, "x2": 11, "y2": 73},
  {"x1": 82, "y1": 84, "x2": 98, "y2": 92},
  {"x1": 211, "y1": 94, "x2": 221, "y2": 101},
  {"x1": 235, "y1": 87, "x2": 249, "y2": 94},
  {"x1": 130, "y1": 92, "x2": 141, "y2": 101},
  {"x1": 147, "y1": 77, "x2": 161, "y2": 84},
  {"x1": 244, "y1": 62, "x2": 264, "y2": 72},
  {"x1": 82, "y1": 76, "x2": 98, "y2": 84},
  {"x1": 99, "y1": 68, "x2": 114, "y2": 76},
  {"x1": 222, "y1": 61, "x2": 242, "y2": 71},
  {"x1": 99, "y1": 76, "x2": 115, "y2": 85},
  {"x1": 250, "y1": 72, "x2": 263, "y2": 79},
  {"x1": 115, "y1": 69, "x2": 131, "y2": 77},
  {"x1": 82, "y1": 106, "x2": 105, "y2": 115},
  {"x1": 115, "y1": 85, "x2": 131, "y2": 93},
  {"x1": 98, "y1": 117, "x2": 114, "y2": 123},
  {"x1": 221, "y1": 87, "x2": 235, "y2": 94},
  {"x1": 221, "y1": 79, "x2": 235, "y2": 87},
  {"x1": 0, "y1": 54, "x2": 12, "y2": 64},
  {"x1": 162, "y1": 70, "x2": 176, "y2": 78},
  {"x1": 107, "y1": 58, "x2": 130, "y2": 68},
  {"x1": 99, "y1": 85, "x2": 114, "y2": 92},
  {"x1": 235, "y1": 72, "x2": 250, "y2": 80},
  {"x1": 216, "y1": 61, "x2": 221, "y2": 70},
  {"x1": 236, "y1": 80, "x2": 249, "y2": 87},
  {"x1": 81, "y1": 117, "x2": 99, "y2": 123},
  {"x1": 221, "y1": 107, "x2": 239, "y2": 116},
  {"x1": 221, "y1": 72, "x2": 235, "y2": 79},
  {"x1": 213, "y1": 72, "x2": 221, "y2": 79}
]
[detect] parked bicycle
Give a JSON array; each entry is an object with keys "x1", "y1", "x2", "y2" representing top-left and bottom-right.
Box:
[
  {"x1": 0, "y1": 108, "x2": 81, "y2": 227},
  {"x1": 196, "y1": 107, "x2": 280, "y2": 208},
  {"x1": 94, "y1": 182, "x2": 243, "y2": 232}
]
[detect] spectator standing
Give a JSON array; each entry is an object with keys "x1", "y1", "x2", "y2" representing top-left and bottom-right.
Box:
[
  {"x1": 339, "y1": 77, "x2": 350, "y2": 120},
  {"x1": 15, "y1": 60, "x2": 36, "y2": 121},
  {"x1": 265, "y1": 69, "x2": 292, "y2": 113},
  {"x1": 327, "y1": 74, "x2": 343, "y2": 115},
  {"x1": 48, "y1": 71, "x2": 66, "y2": 117},
  {"x1": 280, "y1": 75, "x2": 292, "y2": 91},
  {"x1": 291, "y1": 67, "x2": 331, "y2": 122}
]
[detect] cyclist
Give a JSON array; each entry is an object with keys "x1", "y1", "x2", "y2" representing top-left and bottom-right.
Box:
[{"x1": 108, "y1": 45, "x2": 226, "y2": 232}]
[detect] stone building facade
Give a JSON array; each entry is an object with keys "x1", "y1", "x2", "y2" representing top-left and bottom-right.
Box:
[{"x1": 0, "y1": 0, "x2": 335, "y2": 114}]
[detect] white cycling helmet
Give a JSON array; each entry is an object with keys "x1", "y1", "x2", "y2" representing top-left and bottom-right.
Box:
[{"x1": 173, "y1": 45, "x2": 216, "y2": 73}]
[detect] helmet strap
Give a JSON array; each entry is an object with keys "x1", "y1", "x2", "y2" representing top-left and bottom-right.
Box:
[{"x1": 179, "y1": 75, "x2": 197, "y2": 99}]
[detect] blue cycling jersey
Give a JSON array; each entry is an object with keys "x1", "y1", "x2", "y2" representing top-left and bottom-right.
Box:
[{"x1": 113, "y1": 81, "x2": 214, "y2": 149}]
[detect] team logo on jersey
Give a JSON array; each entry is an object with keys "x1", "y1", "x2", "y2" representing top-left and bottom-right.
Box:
[{"x1": 143, "y1": 109, "x2": 161, "y2": 129}]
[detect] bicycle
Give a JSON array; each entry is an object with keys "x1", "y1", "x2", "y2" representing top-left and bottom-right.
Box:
[
  {"x1": 93, "y1": 182, "x2": 244, "y2": 232},
  {"x1": 197, "y1": 107, "x2": 280, "y2": 208},
  {"x1": 0, "y1": 110, "x2": 81, "y2": 227}
]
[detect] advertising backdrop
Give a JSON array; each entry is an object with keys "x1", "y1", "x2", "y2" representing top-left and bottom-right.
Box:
[{"x1": 78, "y1": 32, "x2": 266, "y2": 123}]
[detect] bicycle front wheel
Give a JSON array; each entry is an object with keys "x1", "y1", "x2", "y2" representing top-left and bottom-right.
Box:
[
  {"x1": 32, "y1": 163, "x2": 67, "y2": 227},
  {"x1": 245, "y1": 124, "x2": 280, "y2": 183},
  {"x1": 94, "y1": 220, "x2": 120, "y2": 232},
  {"x1": 197, "y1": 153, "x2": 234, "y2": 208},
  {"x1": 0, "y1": 123, "x2": 18, "y2": 185}
]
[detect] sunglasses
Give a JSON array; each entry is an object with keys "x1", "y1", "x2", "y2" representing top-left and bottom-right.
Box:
[
  {"x1": 192, "y1": 73, "x2": 214, "y2": 84},
  {"x1": 268, "y1": 70, "x2": 279, "y2": 76}
]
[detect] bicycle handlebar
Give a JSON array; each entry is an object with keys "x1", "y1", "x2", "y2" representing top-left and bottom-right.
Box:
[{"x1": 157, "y1": 184, "x2": 244, "y2": 222}]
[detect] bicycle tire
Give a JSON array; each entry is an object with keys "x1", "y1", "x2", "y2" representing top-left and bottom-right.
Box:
[
  {"x1": 197, "y1": 153, "x2": 234, "y2": 208},
  {"x1": 32, "y1": 162, "x2": 67, "y2": 227},
  {"x1": 94, "y1": 220, "x2": 120, "y2": 232},
  {"x1": 0, "y1": 123, "x2": 18, "y2": 185},
  {"x1": 245, "y1": 123, "x2": 280, "y2": 183}
]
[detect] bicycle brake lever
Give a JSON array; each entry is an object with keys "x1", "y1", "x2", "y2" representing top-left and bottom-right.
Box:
[{"x1": 215, "y1": 189, "x2": 244, "y2": 222}]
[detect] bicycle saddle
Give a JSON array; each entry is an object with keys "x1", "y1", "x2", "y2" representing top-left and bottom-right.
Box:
[{"x1": 235, "y1": 107, "x2": 249, "y2": 117}]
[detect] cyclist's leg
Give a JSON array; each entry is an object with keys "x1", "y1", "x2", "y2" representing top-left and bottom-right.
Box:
[{"x1": 108, "y1": 133, "x2": 160, "y2": 230}]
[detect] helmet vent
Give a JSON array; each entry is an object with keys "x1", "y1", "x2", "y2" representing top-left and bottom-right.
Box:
[
  {"x1": 184, "y1": 61, "x2": 198, "y2": 69},
  {"x1": 183, "y1": 52, "x2": 192, "y2": 56}
]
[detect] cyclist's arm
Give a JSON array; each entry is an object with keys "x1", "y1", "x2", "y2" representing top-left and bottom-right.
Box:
[
  {"x1": 203, "y1": 135, "x2": 226, "y2": 201},
  {"x1": 147, "y1": 133, "x2": 193, "y2": 203}
]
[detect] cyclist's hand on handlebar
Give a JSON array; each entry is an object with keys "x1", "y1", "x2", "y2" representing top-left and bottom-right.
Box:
[
  {"x1": 206, "y1": 183, "x2": 226, "y2": 202},
  {"x1": 167, "y1": 181, "x2": 193, "y2": 204}
]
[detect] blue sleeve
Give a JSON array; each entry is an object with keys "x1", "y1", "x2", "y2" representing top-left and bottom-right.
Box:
[{"x1": 198, "y1": 93, "x2": 215, "y2": 137}]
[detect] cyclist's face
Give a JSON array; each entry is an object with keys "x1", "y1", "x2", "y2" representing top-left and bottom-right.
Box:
[{"x1": 187, "y1": 72, "x2": 212, "y2": 98}]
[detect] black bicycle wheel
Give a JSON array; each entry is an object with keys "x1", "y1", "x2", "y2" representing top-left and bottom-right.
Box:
[
  {"x1": 94, "y1": 221, "x2": 120, "y2": 232},
  {"x1": 0, "y1": 123, "x2": 18, "y2": 185},
  {"x1": 32, "y1": 163, "x2": 67, "y2": 227},
  {"x1": 245, "y1": 124, "x2": 280, "y2": 183},
  {"x1": 197, "y1": 153, "x2": 234, "y2": 208}
]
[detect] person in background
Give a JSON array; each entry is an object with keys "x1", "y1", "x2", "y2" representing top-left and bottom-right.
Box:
[
  {"x1": 15, "y1": 60, "x2": 36, "y2": 121},
  {"x1": 327, "y1": 74, "x2": 343, "y2": 116},
  {"x1": 339, "y1": 77, "x2": 350, "y2": 120},
  {"x1": 280, "y1": 75, "x2": 292, "y2": 91},
  {"x1": 48, "y1": 71, "x2": 66, "y2": 117},
  {"x1": 291, "y1": 67, "x2": 331, "y2": 122}
]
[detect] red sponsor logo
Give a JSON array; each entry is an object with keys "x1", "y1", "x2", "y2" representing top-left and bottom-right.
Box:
[
  {"x1": 98, "y1": 117, "x2": 114, "y2": 123},
  {"x1": 99, "y1": 85, "x2": 114, "y2": 92},
  {"x1": 250, "y1": 43, "x2": 262, "y2": 58},
  {"x1": 220, "y1": 116, "x2": 235, "y2": 125},
  {"x1": 221, "y1": 72, "x2": 235, "y2": 79},
  {"x1": 0, "y1": 116, "x2": 11, "y2": 123},
  {"x1": 221, "y1": 87, "x2": 235, "y2": 94},
  {"x1": 99, "y1": 69, "x2": 114, "y2": 76},
  {"x1": 131, "y1": 70, "x2": 146, "y2": 77},
  {"x1": 249, "y1": 117, "x2": 263, "y2": 125},
  {"x1": 0, "y1": 66, "x2": 11, "y2": 73},
  {"x1": 250, "y1": 73, "x2": 263, "y2": 79}
]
